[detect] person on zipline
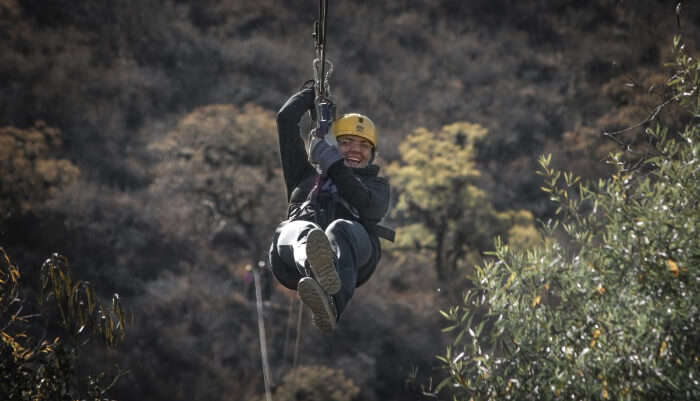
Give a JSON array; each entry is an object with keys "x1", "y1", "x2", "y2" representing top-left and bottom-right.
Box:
[{"x1": 268, "y1": 85, "x2": 393, "y2": 333}]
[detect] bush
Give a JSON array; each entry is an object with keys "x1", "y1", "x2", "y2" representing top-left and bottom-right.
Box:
[
  {"x1": 436, "y1": 38, "x2": 699, "y2": 400},
  {"x1": 0, "y1": 122, "x2": 79, "y2": 219},
  {"x1": 0, "y1": 248, "x2": 127, "y2": 400},
  {"x1": 148, "y1": 103, "x2": 286, "y2": 266},
  {"x1": 266, "y1": 365, "x2": 360, "y2": 401}
]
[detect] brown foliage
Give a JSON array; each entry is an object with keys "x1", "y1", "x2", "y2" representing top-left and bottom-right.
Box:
[
  {"x1": 1, "y1": 248, "x2": 127, "y2": 400},
  {"x1": 115, "y1": 270, "x2": 265, "y2": 401},
  {"x1": 2, "y1": 2, "x2": 700, "y2": 400},
  {"x1": 267, "y1": 365, "x2": 360, "y2": 401},
  {"x1": 0, "y1": 121, "x2": 79, "y2": 217},
  {"x1": 148, "y1": 103, "x2": 286, "y2": 265},
  {"x1": 547, "y1": 69, "x2": 681, "y2": 179}
]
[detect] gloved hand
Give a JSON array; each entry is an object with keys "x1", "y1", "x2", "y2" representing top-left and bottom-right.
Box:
[
  {"x1": 309, "y1": 136, "x2": 343, "y2": 175},
  {"x1": 300, "y1": 80, "x2": 317, "y2": 120},
  {"x1": 299, "y1": 86, "x2": 315, "y2": 112},
  {"x1": 277, "y1": 86, "x2": 315, "y2": 124}
]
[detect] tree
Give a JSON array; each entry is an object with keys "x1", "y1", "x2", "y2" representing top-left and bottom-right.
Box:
[
  {"x1": 148, "y1": 103, "x2": 287, "y2": 268},
  {"x1": 1, "y1": 248, "x2": 127, "y2": 400},
  {"x1": 0, "y1": 122, "x2": 79, "y2": 220},
  {"x1": 436, "y1": 38, "x2": 699, "y2": 400},
  {"x1": 385, "y1": 122, "x2": 540, "y2": 282}
]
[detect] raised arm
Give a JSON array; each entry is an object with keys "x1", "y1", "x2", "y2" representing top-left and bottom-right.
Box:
[{"x1": 276, "y1": 88, "x2": 316, "y2": 199}]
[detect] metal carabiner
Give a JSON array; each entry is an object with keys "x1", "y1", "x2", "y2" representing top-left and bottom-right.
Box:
[{"x1": 313, "y1": 57, "x2": 334, "y2": 100}]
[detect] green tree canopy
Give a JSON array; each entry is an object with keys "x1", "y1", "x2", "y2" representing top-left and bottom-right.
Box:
[
  {"x1": 386, "y1": 122, "x2": 540, "y2": 283},
  {"x1": 437, "y1": 38, "x2": 699, "y2": 401}
]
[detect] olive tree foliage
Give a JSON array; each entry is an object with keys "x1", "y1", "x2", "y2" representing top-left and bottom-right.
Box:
[
  {"x1": 436, "y1": 39, "x2": 699, "y2": 401},
  {"x1": 385, "y1": 122, "x2": 540, "y2": 282},
  {"x1": 148, "y1": 103, "x2": 286, "y2": 267},
  {"x1": 1, "y1": 248, "x2": 127, "y2": 400}
]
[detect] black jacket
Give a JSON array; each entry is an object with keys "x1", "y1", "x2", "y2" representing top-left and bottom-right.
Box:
[
  {"x1": 276, "y1": 88, "x2": 390, "y2": 225},
  {"x1": 276, "y1": 88, "x2": 392, "y2": 265}
]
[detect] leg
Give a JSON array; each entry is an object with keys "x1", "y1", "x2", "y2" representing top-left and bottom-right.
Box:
[
  {"x1": 269, "y1": 220, "x2": 318, "y2": 290},
  {"x1": 325, "y1": 219, "x2": 373, "y2": 317},
  {"x1": 269, "y1": 219, "x2": 339, "y2": 332},
  {"x1": 274, "y1": 219, "x2": 340, "y2": 293}
]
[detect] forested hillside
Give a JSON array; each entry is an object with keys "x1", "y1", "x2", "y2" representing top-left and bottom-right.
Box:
[{"x1": 1, "y1": 1, "x2": 698, "y2": 400}]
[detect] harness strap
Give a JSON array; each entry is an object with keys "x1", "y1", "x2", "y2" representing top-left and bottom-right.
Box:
[
  {"x1": 373, "y1": 224, "x2": 396, "y2": 242},
  {"x1": 304, "y1": 178, "x2": 396, "y2": 242}
]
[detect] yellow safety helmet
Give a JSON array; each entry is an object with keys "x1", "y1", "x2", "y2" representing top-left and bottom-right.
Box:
[{"x1": 331, "y1": 113, "x2": 377, "y2": 148}]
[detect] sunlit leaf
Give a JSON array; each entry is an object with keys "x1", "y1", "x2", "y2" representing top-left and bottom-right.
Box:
[{"x1": 666, "y1": 259, "x2": 680, "y2": 277}]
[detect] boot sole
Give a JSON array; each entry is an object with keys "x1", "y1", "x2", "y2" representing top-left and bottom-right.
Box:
[
  {"x1": 306, "y1": 228, "x2": 341, "y2": 295},
  {"x1": 298, "y1": 277, "x2": 336, "y2": 333}
]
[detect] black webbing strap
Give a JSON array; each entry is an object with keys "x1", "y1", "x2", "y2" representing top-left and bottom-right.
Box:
[{"x1": 374, "y1": 224, "x2": 396, "y2": 242}]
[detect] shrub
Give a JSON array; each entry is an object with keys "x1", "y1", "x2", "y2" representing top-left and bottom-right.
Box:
[
  {"x1": 0, "y1": 248, "x2": 127, "y2": 400},
  {"x1": 148, "y1": 103, "x2": 286, "y2": 266},
  {"x1": 0, "y1": 122, "x2": 79, "y2": 219},
  {"x1": 266, "y1": 364, "x2": 360, "y2": 401},
  {"x1": 436, "y1": 38, "x2": 699, "y2": 401}
]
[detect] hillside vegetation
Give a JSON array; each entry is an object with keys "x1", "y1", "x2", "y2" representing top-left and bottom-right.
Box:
[{"x1": 1, "y1": 1, "x2": 698, "y2": 400}]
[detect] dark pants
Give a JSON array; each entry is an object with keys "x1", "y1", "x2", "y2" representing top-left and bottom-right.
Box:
[{"x1": 269, "y1": 219, "x2": 374, "y2": 316}]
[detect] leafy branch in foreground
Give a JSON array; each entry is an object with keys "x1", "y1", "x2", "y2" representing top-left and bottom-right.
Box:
[
  {"x1": 436, "y1": 37, "x2": 699, "y2": 401},
  {"x1": 40, "y1": 252, "x2": 127, "y2": 348},
  {"x1": 1, "y1": 247, "x2": 128, "y2": 400}
]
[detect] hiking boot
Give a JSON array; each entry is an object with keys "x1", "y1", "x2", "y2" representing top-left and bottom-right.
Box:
[
  {"x1": 298, "y1": 277, "x2": 337, "y2": 333},
  {"x1": 305, "y1": 228, "x2": 341, "y2": 295}
]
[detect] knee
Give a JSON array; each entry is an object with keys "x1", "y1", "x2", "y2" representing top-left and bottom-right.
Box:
[
  {"x1": 277, "y1": 220, "x2": 319, "y2": 244},
  {"x1": 269, "y1": 250, "x2": 301, "y2": 290},
  {"x1": 269, "y1": 239, "x2": 301, "y2": 290},
  {"x1": 326, "y1": 219, "x2": 361, "y2": 239}
]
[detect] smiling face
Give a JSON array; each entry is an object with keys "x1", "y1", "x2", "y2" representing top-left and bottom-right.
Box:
[{"x1": 336, "y1": 135, "x2": 373, "y2": 168}]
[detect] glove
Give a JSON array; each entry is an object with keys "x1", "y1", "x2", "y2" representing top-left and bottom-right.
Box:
[
  {"x1": 300, "y1": 80, "x2": 317, "y2": 121},
  {"x1": 299, "y1": 86, "x2": 315, "y2": 112},
  {"x1": 277, "y1": 87, "x2": 315, "y2": 124},
  {"x1": 309, "y1": 136, "x2": 343, "y2": 175}
]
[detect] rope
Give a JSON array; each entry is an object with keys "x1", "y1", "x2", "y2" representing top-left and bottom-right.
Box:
[
  {"x1": 293, "y1": 300, "x2": 304, "y2": 369},
  {"x1": 291, "y1": 299, "x2": 304, "y2": 389},
  {"x1": 282, "y1": 296, "x2": 296, "y2": 363},
  {"x1": 253, "y1": 267, "x2": 273, "y2": 401}
]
